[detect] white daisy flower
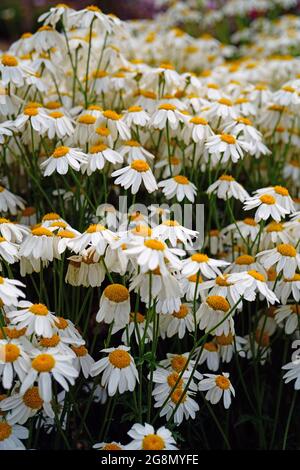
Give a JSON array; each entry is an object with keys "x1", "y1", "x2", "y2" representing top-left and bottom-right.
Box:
[
  {"x1": 41, "y1": 146, "x2": 87, "y2": 176},
  {"x1": 0, "y1": 276, "x2": 25, "y2": 306},
  {"x1": 160, "y1": 303, "x2": 195, "y2": 339},
  {"x1": 207, "y1": 175, "x2": 249, "y2": 202},
  {"x1": 197, "y1": 295, "x2": 234, "y2": 336},
  {"x1": 154, "y1": 388, "x2": 199, "y2": 426},
  {"x1": 19, "y1": 226, "x2": 55, "y2": 262},
  {"x1": 158, "y1": 175, "x2": 197, "y2": 202},
  {"x1": 118, "y1": 140, "x2": 154, "y2": 163},
  {"x1": 0, "y1": 419, "x2": 28, "y2": 450},
  {"x1": 69, "y1": 5, "x2": 113, "y2": 32},
  {"x1": 20, "y1": 347, "x2": 78, "y2": 402},
  {"x1": 123, "y1": 106, "x2": 150, "y2": 127},
  {"x1": 6, "y1": 302, "x2": 58, "y2": 338},
  {"x1": 101, "y1": 110, "x2": 131, "y2": 141},
  {"x1": 196, "y1": 341, "x2": 220, "y2": 371},
  {"x1": 96, "y1": 283, "x2": 130, "y2": 328},
  {"x1": 276, "y1": 274, "x2": 300, "y2": 304},
  {"x1": 0, "y1": 218, "x2": 29, "y2": 243},
  {"x1": 93, "y1": 441, "x2": 123, "y2": 450},
  {"x1": 149, "y1": 103, "x2": 183, "y2": 130},
  {"x1": 125, "y1": 423, "x2": 177, "y2": 450},
  {"x1": 227, "y1": 270, "x2": 278, "y2": 305},
  {"x1": 182, "y1": 116, "x2": 214, "y2": 145},
  {"x1": 182, "y1": 252, "x2": 229, "y2": 278},
  {"x1": 71, "y1": 345, "x2": 95, "y2": 379},
  {"x1": 91, "y1": 346, "x2": 138, "y2": 396},
  {"x1": 0, "y1": 237, "x2": 19, "y2": 266},
  {"x1": 257, "y1": 243, "x2": 300, "y2": 279},
  {"x1": 112, "y1": 160, "x2": 158, "y2": 194},
  {"x1": 67, "y1": 223, "x2": 115, "y2": 255},
  {"x1": 0, "y1": 55, "x2": 29, "y2": 88},
  {"x1": 206, "y1": 133, "x2": 249, "y2": 163},
  {"x1": 0, "y1": 339, "x2": 30, "y2": 389},
  {"x1": 198, "y1": 372, "x2": 235, "y2": 409},
  {"x1": 244, "y1": 193, "x2": 289, "y2": 222},
  {"x1": 83, "y1": 143, "x2": 123, "y2": 175},
  {"x1": 45, "y1": 111, "x2": 74, "y2": 139}
]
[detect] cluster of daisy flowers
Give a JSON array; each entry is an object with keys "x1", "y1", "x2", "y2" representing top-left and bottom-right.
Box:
[{"x1": 0, "y1": 1, "x2": 300, "y2": 451}]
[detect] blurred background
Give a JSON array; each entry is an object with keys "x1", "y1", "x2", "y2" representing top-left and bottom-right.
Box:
[{"x1": 0, "y1": 0, "x2": 157, "y2": 48}]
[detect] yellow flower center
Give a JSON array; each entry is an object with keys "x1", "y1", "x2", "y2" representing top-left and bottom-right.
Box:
[
  {"x1": 130, "y1": 160, "x2": 150, "y2": 172},
  {"x1": 86, "y1": 224, "x2": 105, "y2": 233},
  {"x1": 24, "y1": 107, "x2": 38, "y2": 116},
  {"x1": 248, "y1": 270, "x2": 266, "y2": 282},
  {"x1": 90, "y1": 143, "x2": 107, "y2": 153},
  {"x1": 274, "y1": 185, "x2": 289, "y2": 196},
  {"x1": 259, "y1": 194, "x2": 276, "y2": 205},
  {"x1": 142, "y1": 434, "x2": 165, "y2": 450},
  {"x1": 92, "y1": 70, "x2": 108, "y2": 79},
  {"x1": 0, "y1": 237, "x2": 6, "y2": 243},
  {"x1": 158, "y1": 103, "x2": 176, "y2": 111},
  {"x1": 128, "y1": 106, "x2": 143, "y2": 113},
  {"x1": 1, "y1": 327, "x2": 26, "y2": 340},
  {"x1": 285, "y1": 274, "x2": 300, "y2": 282},
  {"x1": 56, "y1": 317, "x2": 68, "y2": 330},
  {"x1": 282, "y1": 85, "x2": 295, "y2": 93},
  {"x1": 129, "y1": 312, "x2": 145, "y2": 323},
  {"x1": 191, "y1": 253, "x2": 209, "y2": 263},
  {"x1": 215, "y1": 375, "x2": 230, "y2": 390},
  {"x1": 45, "y1": 101, "x2": 61, "y2": 109},
  {"x1": 204, "y1": 341, "x2": 218, "y2": 352},
  {"x1": 124, "y1": 140, "x2": 140, "y2": 147},
  {"x1": 206, "y1": 295, "x2": 230, "y2": 312},
  {"x1": 42, "y1": 212, "x2": 60, "y2": 221},
  {"x1": 131, "y1": 225, "x2": 152, "y2": 237},
  {"x1": 0, "y1": 422, "x2": 12, "y2": 441},
  {"x1": 173, "y1": 304, "x2": 189, "y2": 318},
  {"x1": 277, "y1": 243, "x2": 297, "y2": 257},
  {"x1": 108, "y1": 350, "x2": 131, "y2": 368},
  {"x1": 32, "y1": 354, "x2": 55, "y2": 372},
  {"x1": 171, "y1": 355, "x2": 187, "y2": 372},
  {"x1": 104, "y1": 284, "x2": 129, "y2": 303},
  {"x1": 23, "y1": 387, "x2": 43, "y2": 409},
  {"x1": 190, "y1": 116, "x2": 208, "y2": 125},
  {"x1": 52, "y1": 146, "x2": 69, "y2": 158},
  {"x1": 86, "y1": 5, "x2": 101, "y2": 12},
  {"x1": 163, "y1": 220, "x2": 179, "y2": 227},
  {"x1": 0, "y1": 277, "x2": 4, "y2": 285},
  {"x1": 215, "y1": 275, "x2": 232, "y2": 287},
  {"x1": 235, "y1": 254, "x2": 255, "y2": 265},
  {"x1": 218, "y1": 98, "x2": 232, "y2": 106},
  {"x1": 167, "y1": 372, "x2": 183, "y2": 388},
  {"x1": 31, "y1": 227, "x2": 54, "y2": 237},
  {"x1": 49, "y1": 111, "x2": 64, "y2": 119},
  {"x1": 236, "y1": 117, "x2": 252, "y2": 125},
  {"x1": 170, "y1": 156, "x2": 180, "y2": 165},
  {"x1": 72, "y1": 345, "x2": 88, "y2": 357},
  {"x1": 3, "y1": 344, "x2": 20, "y2": 362},
  {"x1": 219, "y1": 174, "x2": 235, "y2": 181},
  {"x1": 216, "y1": 333, "x2": 234, "y2": 346},
  {"x1": 220, "y1": 134, "x2": 236, "y2": 145},
  {"x1": 29, "y1": 303, "x2": 49, "y2": 316},
  {"x1": 144, "y1": 239, "x2": 165, "y2": 251},
  {"x1": 103, "y1": 110, "x2": 121, "y2": 121},
  {"x1": 173, "y1": 175, "x2": 189, "y2": 185},
  {"x1": 1, "y1": 55, "x2": 18, "y2": 66},
  {"x1": 0, "y1": 218, "x2": 10, "y2": 224},
  {"x1": 266, "y1": 222, "x2": 283, "y2": 232},
  {"x1": 171, "y1": 388, "x2": 187, "y2": 404},
  {"x1": 40, "y1": 335, "x2": 60, "y2": 348},
  {"x1": 78, "y1": 114, "x2": 96, "y2": 125},
  {"x1": 96, "y1": 126, "x2": 110, "y2": 136},
  {"x1": 188, "y1": 274, "x2": 203, "y2": 283}
]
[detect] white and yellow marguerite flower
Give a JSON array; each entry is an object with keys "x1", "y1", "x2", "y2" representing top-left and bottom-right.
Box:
[
  {"x1": 197, "y1": 295, "x2": 234, "y2": 336},
  {"x1": 158, "y1": 175, "x2": 197, "y2": 202},
  {"x1": 41, "y1": 146, "x2": 87, "y2": 176},
  {"x1": 91, "y1": 346, "x2": 138, "y2": 396},
  {"x1": 0, "y1": 276, "x2": 25, "y2": 306},
  {"x1": 125, "y1": 423, "x2": 177, "y2": 450},
  {"x1": 6, "y1": 302, "x2": 58, "y2": 338},
  {"x1": 112, "y1": 159, "x2": 158, "y2": 194},
  {"x1": 96, "y1": 283, "x2": 130, "y2": 328},
  {"x1": 0, "y1": 339, "x2": 31, "y2": 389},
  {"x1": 198, "y1": 373, "x2": 235, "y2": 409},
  {"x1": 257, "y1": 243, "x2": 300, "y2": 279},
  {"x1": 182, "y1": 252, "x2": 229, "y2": 278},
  {"x1": 207, "y1": 175, "x2": 249, "y2": 202},
  {"x1": 0, "y1": 186, "x2": 25, "y2": 215},
  {"x1": 0, "y1": 419, "x2": 28, "y2": 450}
]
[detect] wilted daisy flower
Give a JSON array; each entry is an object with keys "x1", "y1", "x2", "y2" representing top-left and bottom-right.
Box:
[
  {"x1": 197, "y1": 295, "x2": 234, "y2": 336},
  {"x1": 20, "y1": 347, "x2": 78, "y2": 401},
  {"x1": 0, "y1": 218, "x2": 29, "y2": 243},
  {"x1": 69, "y1": 5, "x2": 113, "y2": 32},
  {"x1": 6, "y1": 302, "x2": 58, "y2": 338},
  {"x1": 207, "y1": 175, "x2": 249, "y2": 202},
  {"x1": 244, "y1": 193, "x2": 289, "y2": 222},
  {"x1": 93, "y1": 441, "x2": 124, "y2": 450},
  {"x1": 182, "y1": 252, "x2": 229, "y2": 278},
  {"x1": 96, "y1": 283, "x2": 130, "y2": 328},
  {"x1": 0, "y1": 419, "x2": 28, "y2": 450},
  {"x1": 0, "y1": 187, "x2": 25, "y2": 215},
  {"x1": 123, "y1": 106, "x2": 150, "y2": 127},
  {"x1": 198, "y1": 373, "x2": 235, "y2": 409},
  {"x1": 125, "y1": 423, "x2": 177, "y2": 450},
  {"x1": 41, "y1": 146, "x2": 87, "y2": 176},
  {"x1": 149, "y1": 103, "x2": 183, "y2": 130},
  {"x1": 112, "y1": 160, "x2": 157, "y2": 194},
  {"x1": 38, "y1": 3, "x2": 73, "y2": 27},
  {"x1": 91, "y1": 346, "x2": 138, "y2": 397},
  {"x1": 158, "y1": 175, "x2": 197, "y2": 202},
  {"x1": 196, "y1": 341, "x2": 220, "y2": 371},
  {"x1": 118, "y1": 140, "x2": 154, "y2": 163},
  {"x1": 101, "y1": 110, "x2": 131, "y2": 141}
]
